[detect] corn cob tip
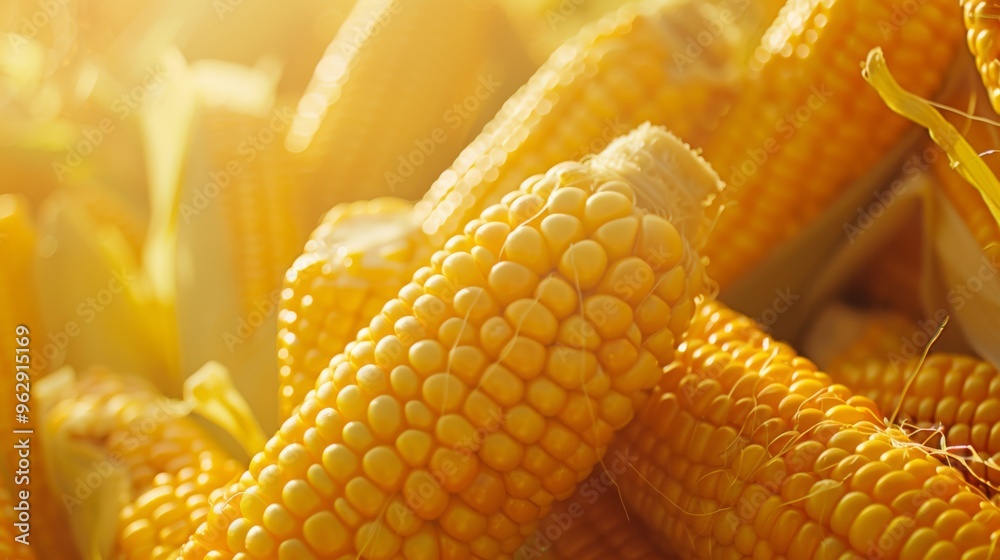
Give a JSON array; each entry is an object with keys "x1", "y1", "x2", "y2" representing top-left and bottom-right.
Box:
[
  {"x1": 590, "y1": 123, "x2": 724, "y2": 249},
  {"x1": 304, "y1": 197, "x2": 421, "y2": 270}
]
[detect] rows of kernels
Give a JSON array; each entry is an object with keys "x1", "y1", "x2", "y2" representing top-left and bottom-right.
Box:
[
  {"x1": 963, "y1": 0, "x2": 1000, "y2": 112},
  {"x1": 183, "y1": 156, "x2": 708, "y2": 558},
  {"x1": 277, "y1": 199, "x2": 427, "y2": 417},
  {"x1": 701, "y1": 0, "x2": 963, "y2": 288},
  {"x1": 414, "y1": 0, "x2": 740, "y2": 243},
  {"x1": 49, "y1": 389, "x2": 230, "y2": 494},
  {"x1": 116, "y1": 458, "x2": 242, "y2": 560},
  {"x1": 829, "y1": 353, "x2": 1000, "y2": 488},
  {"x1": 612, "y1": 310, "x2": 1000, "y2": 558}
]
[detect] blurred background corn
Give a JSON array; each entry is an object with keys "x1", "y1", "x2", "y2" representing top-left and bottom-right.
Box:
[
  {"x1": 843, "y1": 215, "x2": 926, "y2": 320},
  {"x1": 182, "y1": 124, "x2": 722, "y2": 559},
  {"x1": 0, "y1": 194, "x2": 75, "y2": 560},
  {"x1": 612, "y1": 300, "x2": 1000, "y2": 558},
  {"x1": 277, "y1": 198, "x2": 427, "y2": 417},
  {"x1": 40, "y1": 368, "x2": 243, "y2": 560},
  {"x1": 701, "y1": 0, "x2": 964, "y2": 289},
  {"x1": 285, "y1": 0, "x2": 532, "y2": 208},
  {"x1": 201, "y1": 106, "x2": 304, "y2": 323}
]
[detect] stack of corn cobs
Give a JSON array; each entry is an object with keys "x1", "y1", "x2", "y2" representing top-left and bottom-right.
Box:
[{"x1": 10, "y1": 0, "x2": 1000, "y2": 557}]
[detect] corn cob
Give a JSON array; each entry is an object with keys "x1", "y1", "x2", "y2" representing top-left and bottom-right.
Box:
[
  {"x1": 182, "y1": 124, "x2": 723, "y2": 559},
  {"x1": 700, "y1": 0, "x2": 963, "y2": 289},
  {"x1": 500, "y1": 0, "x2": 787, "y2": 65},
  {"x1": 285, "y1": 0, "x2": 513, "y2": 206},
  {"x1": 523, "y1": 469, "x2": 675, "y2": 560},
  {"x1": 414, "y1": 0, "x2": 741, "y2": 244},
  {"x1": 809, "y1": 307, "x2": 1000, "y2": 490},
  {"x1": 275, "y1": 0, "x2": 744, "y2": 416},
  {"x1": 613, "y1": 300, "x2": 1000, "y2": 558},
  {"x1": 277, "y1": 198, "x2": 427, "y2": 417},
  {"x1": 963, "y1": 0, "x2": 1000, "y2": 114},
  {"x1": 0, "y1": 487, "x2": 35, "y2": 560},
  {"x1": 0, "y1": 195, "x2": 76, "y2": 560},
  {"x1": 201, "y1": 105, "x2": 305, "y2": 321},
  {"x1": 177, "y1": 89, "x2": 306, "y2": 430},
  {"x1": 41, "y1": 369, "x2": 242, "y2": 560}
]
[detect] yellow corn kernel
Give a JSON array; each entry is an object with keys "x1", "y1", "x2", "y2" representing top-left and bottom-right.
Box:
[
  {"x1": 117, "y1": 467, "x2": 241, "y2": 560},
  {"x1": 701, "y1": 0, "x2": 963, "y2": 288},
  {"x1": 181, "y1": 123, "x2": 723, "y2": 558},
  {"x1": 963, "y1": 0, "x2": 1000, "y2": 113},
  {"x1": 612, "y1": 301, "x2": 1000, "y2": 557},
  {"x1": 816, "y1": 308, "x2": 1000, "y2": 489}
]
